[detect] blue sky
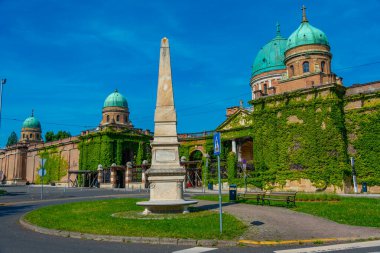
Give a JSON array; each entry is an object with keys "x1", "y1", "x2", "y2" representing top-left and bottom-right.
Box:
[{"x1": 1, "y1": 0, "x2": 379, "y2": 146}]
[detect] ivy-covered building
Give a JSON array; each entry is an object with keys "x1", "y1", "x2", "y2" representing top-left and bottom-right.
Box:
[
  {"x1": 0, "y1": 90, "x2": 152, "y2": 186},
  {"x1": 179, "y1": 7, "x2": 380, "y2": 193}
]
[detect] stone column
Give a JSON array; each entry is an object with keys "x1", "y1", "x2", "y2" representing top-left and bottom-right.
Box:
[
  {"x1": 232, "y1": 139, "x2": 237, "y2": 154},
  {"x1": 97, "y1": 164, "x2": 103, "y2": 187},
  {"x1": 110, "y1": 168, "x2": 116, "y2": 188},
  {"x1": 141, "y1": 160, "x2": 148, "y2": 188},
  {"x1": 237, "y1": 142, "x2": 242, "y2": 162},
  {"x1": 126, "y1": 162, "x2": 133, "y2": 186}
]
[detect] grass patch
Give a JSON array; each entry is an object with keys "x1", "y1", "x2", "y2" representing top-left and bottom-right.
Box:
[
  {"x1": 193, "y1": 194, "x2": 380, "y2": 227},
  {"x1": 296, "y1": 193, "x2": 341, "y2": 202},
  {"x1": 292, "y1": 197, "x2": 380, "y2": 228},
  {"x1": 24, "y1": 198, "x2": 246, "y2": 240},
  {"x1": 0, "y1": 189, "x2": 6, "y2": 195}
]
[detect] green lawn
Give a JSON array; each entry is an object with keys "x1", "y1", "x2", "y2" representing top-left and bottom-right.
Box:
[
  {"x1": 0, "y1": 189, "x2": 6, "y2": 195},
  {"x1": 293, "y1": 197, "x2": 380, "y2": 227},
  {"x1": 24, "y1": 198, "x2": 246, "y2": 240},
  {"x1": 193, "y1": 194, "x2": 380, "y2": 228}
]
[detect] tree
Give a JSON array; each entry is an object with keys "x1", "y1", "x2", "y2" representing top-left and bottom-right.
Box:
[
  {"x1": 56, "y1": 130, "x2": 71, "y2": 140},
  {"x1": 45, "y1": 131, "x2": 71, "y2": 142},
  {"x1": 6, "y1": 131, "x2": 18, "y2": 146},
  {"x1": 45, "y1": 131, "x2": 55, "y2": 142}
]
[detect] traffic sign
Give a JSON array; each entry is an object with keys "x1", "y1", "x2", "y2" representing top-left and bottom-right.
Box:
[
  {"x1": 213, "y1": 132, "x2": 221, "y2": 156},
  {"x1": 38, "y1": 168, "x2": 46, "y2": 177},
  {"x1": 40, "y1": 158, "x2": 47, "y2": 168}
]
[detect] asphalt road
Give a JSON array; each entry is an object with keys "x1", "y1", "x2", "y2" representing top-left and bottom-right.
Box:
[{"x1": 1, "y1": 186, "x2": 379, "y2": 253}]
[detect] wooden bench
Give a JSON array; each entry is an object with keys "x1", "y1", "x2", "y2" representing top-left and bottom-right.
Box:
[
  {"x1": 237, "y1": 191, "x2": 266, "y2": 204},
  {"x1": 262, "y1": 191, "x2": 297, "y2": 206}
]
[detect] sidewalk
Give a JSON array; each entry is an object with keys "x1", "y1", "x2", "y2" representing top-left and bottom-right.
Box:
[{"x1": 195, "y1": 200, "x2": 380, "y2": 242}]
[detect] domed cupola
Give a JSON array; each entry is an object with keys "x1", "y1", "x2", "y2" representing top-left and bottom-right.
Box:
[
  {"x1": 103, "y1": 89, "x2": 128, "y2": 108},
  {"x1": 283, "y1": 6, "x2": 333, "y2": 79},
  {"x1": 20, "y1": 110, "x2": 43, "y2": 143},
  {"x1": 250, "y1": 24, "x2": 288, "y2": 99},
  {"x1": 286, "y1": 9, "x2": 329, "y2": 51},
  {"x1": 100, "y1": 89, "x2": 132, "y2": 129},
  {"x1": 252, "y1": 23, "x2": 287, "y2": 77}
]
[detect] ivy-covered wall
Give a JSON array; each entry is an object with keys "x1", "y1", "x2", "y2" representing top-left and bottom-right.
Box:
[
  {"x1": 36, "y1": 147, "x2": 68, "y2": 184},
  {"x1": 345, "y1": 92, "x2": 380, "y2": 186},
  {"x1": 250, "y1": 85, "x2": 350, "y2": 190},
  {"x1": 78, "y1": 129, "x2": 151, "y2": 170}
]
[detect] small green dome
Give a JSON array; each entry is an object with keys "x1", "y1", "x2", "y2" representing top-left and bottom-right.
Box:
[
  {"x1": 22, "y1": 115, "x2": 41, "y2": 129},
  {"x1": 103, "y1": 90, "x2": 128, "y2": 108},
  {"x1": 252, "y1": 24, "x2": 287, "y2": 76},
  {"x1": 286, "y1": 8, "x2": 329, "y2": 50}
]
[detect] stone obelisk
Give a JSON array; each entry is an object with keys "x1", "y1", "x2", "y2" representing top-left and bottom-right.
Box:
[{"x1": 137, "y1": 37, "x2": 197, "y2": 214}]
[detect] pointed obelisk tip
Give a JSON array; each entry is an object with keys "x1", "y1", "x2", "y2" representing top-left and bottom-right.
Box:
[{"x1": 161, "y1": 37, "x2": 169, "y2": 48}]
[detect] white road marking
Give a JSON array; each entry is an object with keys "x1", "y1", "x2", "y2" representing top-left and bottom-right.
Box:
[
  {"x1": 172, "y1": 247, "x2": 217, "y2": 253},
  {"x1": 274, "y1": 240, "x2": 380, "y2": 253}
]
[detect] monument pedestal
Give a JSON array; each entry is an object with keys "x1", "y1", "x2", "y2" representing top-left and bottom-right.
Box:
[{"x1": 137, "y1": 168, "x2": 197, "y2": 214}]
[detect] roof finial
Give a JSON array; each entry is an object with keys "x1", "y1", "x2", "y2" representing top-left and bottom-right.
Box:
[
  {"x1": 276, "y1": 22, "x2": 281, "y2": 36},
  {"x1": 31, "y1": 109, "x2": 34, "y2": 117},
  {"x1": 301, "y1": 5, "x2": 308, "y2": 22}
]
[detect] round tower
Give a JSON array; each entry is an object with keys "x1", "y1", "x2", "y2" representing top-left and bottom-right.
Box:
[
  {"x1": 284, "y1": 6, "x2": 332, "y2": 78},
  {"x1": 250, "y1": 23, "x2": 287, "y2": 99},
  {"x1": 20, "y1": 111, "x2": 43, "y2": 143},
  {"x1": 100, "y1": 89, "x2": 132, "y2": 128}
]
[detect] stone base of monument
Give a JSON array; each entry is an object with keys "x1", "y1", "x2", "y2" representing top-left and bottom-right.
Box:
[
  {"x1": 137, "y1": 170, "x2": 198, "y2": 215},
  {"x1": 137, "y1": 199, "x2": 198, "y2": 215}
]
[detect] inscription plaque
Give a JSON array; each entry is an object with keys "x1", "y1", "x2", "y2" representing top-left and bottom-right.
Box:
[{"x1": 155, "y1": 149, "x2": 176, "y2": 162}]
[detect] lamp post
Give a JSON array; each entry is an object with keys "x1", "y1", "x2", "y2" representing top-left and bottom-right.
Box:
[{"x1": 0, "y1": 78, "x2": 6, "y2": 146}]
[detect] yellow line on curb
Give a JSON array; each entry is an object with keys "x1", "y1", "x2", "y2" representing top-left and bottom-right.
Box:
[{"x1": 239, "y1": 238, "x2": 349, "y2": 245}]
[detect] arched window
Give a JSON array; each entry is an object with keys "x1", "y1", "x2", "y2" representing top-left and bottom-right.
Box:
[
  {"x1": 106, "y1": 115, "x2": 110, "y2": 122},
  {"x1": 290, "y1": 65, "x2": 295, "y2": 77},
  {"x1": 263, "y1": 84, "x2": 268, "y2": 94},
  {"x1": 303, "y1": 61, "x2": 309, "y2": 73},
  {"x1": 321, "y1": 61, "x2": 325, "y2": 73},
  {"x1": 36, "y1": 134, "x2": 39, "y2": 139},
  {"x1": 125, "y1": 116, "x2": 128, "y2": 122},
  {"x1": 23, "y1": 134, "x2": 25, "y2": 139},
  {"x1": 116, "y1": 115, "x2": 120, "y2": 122},
  {"x1": 30, "y1": 133, "x2": 33, "y2": 138}
]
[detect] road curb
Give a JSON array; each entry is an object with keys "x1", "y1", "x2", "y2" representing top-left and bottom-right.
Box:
[
  {"x1": 238, "y1": 237, "x2": 380, "y2": 246},
  {"x1": 19, "y1": 214, "x2": 237, "y2": 247}
]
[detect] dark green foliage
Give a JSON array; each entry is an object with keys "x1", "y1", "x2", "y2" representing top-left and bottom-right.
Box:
[
  {"x1": 226, "y1": 152, "x2": 237, "y2": 183},
  {"x1": 45, "y1": 130, "x2": 71, "y2": 142},
  {"x1": 36, "y1": 148, "x2": 68, "y2": 184},
  {"x1": 345, "y1": 106, "x2": 380, "y2": 186},
  {"x1": 78, "y1": 129, "x2": 151, "y2": 170},
  {"x1": 250, "y1": 88, "x2": 349, "y2": 190},
  {"x1": 6, "y1": 131, "x2": 18, "y2": 146}
]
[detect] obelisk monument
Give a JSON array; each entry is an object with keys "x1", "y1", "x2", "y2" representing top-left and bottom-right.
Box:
[{"x1": 137, "y1": 37, "x2": 197, "y2": 214}]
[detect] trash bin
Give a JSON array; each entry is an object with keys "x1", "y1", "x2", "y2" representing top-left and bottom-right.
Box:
[
  {"x1": 362, "y1": 182, "x2": 368, "y2": 193},
  {"x1": 208, "y1": 182, "x2": 213, "y2": 190},
  {"x1": 229, "y1": 184, "x2": 237, "y2": 202}
]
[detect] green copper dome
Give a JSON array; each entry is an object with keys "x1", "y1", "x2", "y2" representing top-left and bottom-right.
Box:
[
  {"x1": 252, "y1": 24, "x2": 287, "y2": 76},
  {"x1": 22, "y1": 114, "x2": 41, "y2": 129},
  {"x1": 103, "y1": 90, "x2": 128, "y2": 108},
  {"x1": 286, "y1": 7, "x2": 329, "y2": 50}
]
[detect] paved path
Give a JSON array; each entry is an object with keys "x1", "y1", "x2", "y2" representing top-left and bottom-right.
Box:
[{"x1": 195, "y1": 200, "x2": 380, "y2": 241}]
